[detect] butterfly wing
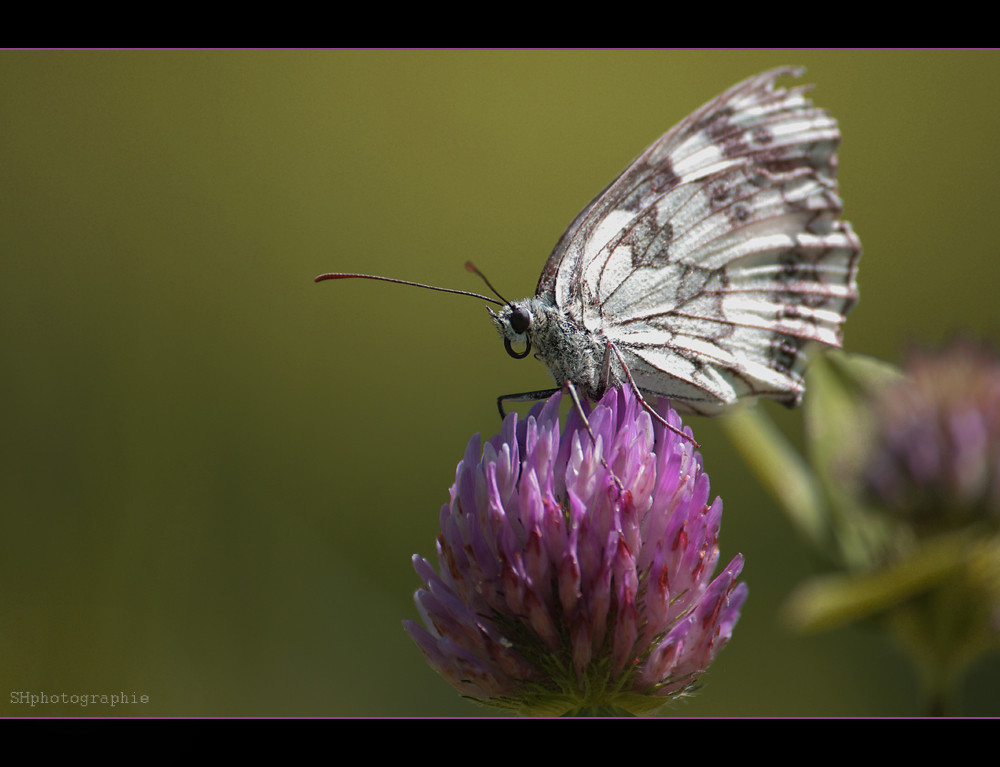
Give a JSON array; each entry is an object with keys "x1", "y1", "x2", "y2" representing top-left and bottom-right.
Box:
[{"x1": 537, "y1": 67, "x2": 861, "y2": 414}]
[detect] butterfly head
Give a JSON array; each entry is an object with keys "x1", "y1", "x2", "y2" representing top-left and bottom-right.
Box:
[{"x1": 489, "y1": 301, "x2": 533, "y2": 360}]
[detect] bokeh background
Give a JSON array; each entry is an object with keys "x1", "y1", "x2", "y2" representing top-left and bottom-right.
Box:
[{"x1": 3, "y1": 50, "x2": 999, "y2": 716}]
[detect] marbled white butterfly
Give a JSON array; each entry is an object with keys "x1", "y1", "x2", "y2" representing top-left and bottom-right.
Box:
[{"x1": 317, "y1": 67, "x2": 861, "y2": 427}]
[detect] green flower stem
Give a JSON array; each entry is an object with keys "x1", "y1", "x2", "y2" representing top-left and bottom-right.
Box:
[
  {"x1": 718, "y1": 405, "x2": 829, "y2": 550},
  {"x1": 781, "y1": 527, "x2": 981, "y2": 634}
]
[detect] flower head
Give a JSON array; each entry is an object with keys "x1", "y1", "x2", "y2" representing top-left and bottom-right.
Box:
[
  {"x1": 864, "y1": 339, "x2": 1000, "y2": 527},
  {"x1": 404, "y1": 386, "x2": 747, "y2": 715}
]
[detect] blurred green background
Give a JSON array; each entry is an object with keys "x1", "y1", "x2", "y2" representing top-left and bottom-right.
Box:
[{"x1": 3, "y1": 50, "x2": 999, "y2": 716}]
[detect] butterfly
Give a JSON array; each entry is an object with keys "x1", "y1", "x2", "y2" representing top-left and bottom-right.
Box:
[{"x1": 317, "y1": 67, "x2": 861, "y2": 428}]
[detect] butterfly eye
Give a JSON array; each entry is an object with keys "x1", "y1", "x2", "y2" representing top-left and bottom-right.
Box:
[
  {"x1": 504, "y1": 336, "x2": 532, "y2": 360},
  {"x1": 503, "y1": 306, "x2": 532, "y2": 358},
  {"x1": 509, "y1": 306, "x2": 531, "y2": 334}
]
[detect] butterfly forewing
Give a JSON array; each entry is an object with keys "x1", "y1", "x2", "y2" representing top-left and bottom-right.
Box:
[{"x1": 539, "y1": 66, "x2": 860, "y2": 414}]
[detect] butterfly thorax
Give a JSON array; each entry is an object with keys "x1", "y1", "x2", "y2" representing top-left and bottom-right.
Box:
[{"x1": 491, "y1": 296, "x2": 610, "y2": 400}]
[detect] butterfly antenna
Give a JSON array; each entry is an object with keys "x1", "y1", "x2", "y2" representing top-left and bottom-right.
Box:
[
  {"x1": 465, "y1": 262, "x2": 514, "y2": 307},
  {"x1": 314, "y1": 272, "x2": 503, "y2": 307}
]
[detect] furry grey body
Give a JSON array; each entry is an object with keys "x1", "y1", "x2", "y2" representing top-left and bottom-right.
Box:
[{"x1": 491, "y1": 297, "x2": 612, "y2": 401}]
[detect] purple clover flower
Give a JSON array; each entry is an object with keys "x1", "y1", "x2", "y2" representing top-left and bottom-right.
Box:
[
  {"x1": 404, "y1": 386, "x2": 747, "y2": 715},
  {"x1": 865, "y1": 339, "x2": 1000, "y2": 525}
]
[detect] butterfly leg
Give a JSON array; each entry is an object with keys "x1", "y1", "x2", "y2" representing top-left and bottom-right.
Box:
[
  {"x1": 603, "y1": 342, "x2": 699, "y2": 447},
  {"x1": 496, "y1": 388, "x2": 561, "y2": 419}
]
